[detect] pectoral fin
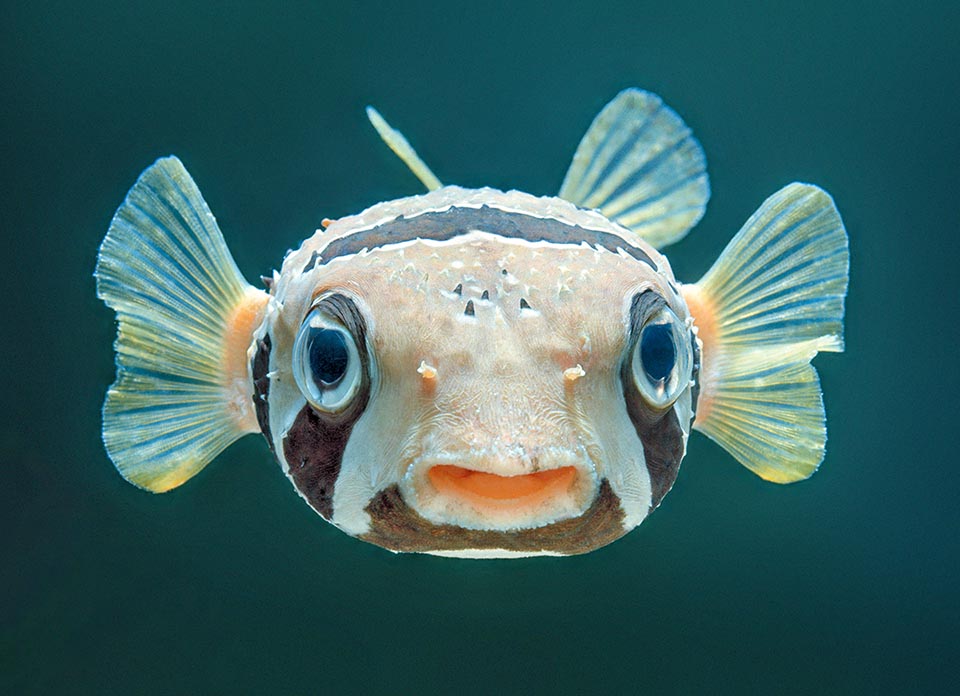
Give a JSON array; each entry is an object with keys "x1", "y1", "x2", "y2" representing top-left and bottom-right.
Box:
[
  {"x1": 682, "y1": 183, "x2": 849, "y2": 483},
  {"x1": 96, "y1": 157, "x2": 268, "y2": 492}
]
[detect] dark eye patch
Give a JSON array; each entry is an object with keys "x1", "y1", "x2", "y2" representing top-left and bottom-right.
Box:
[
  {"x1": 621, "y1": 290, "x2": 687, "y2": 510},
  {"x1": 282, "y1": 293, "x2": 371, "y2": 520}
]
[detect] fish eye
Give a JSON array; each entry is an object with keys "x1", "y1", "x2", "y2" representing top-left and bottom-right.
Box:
[
  {"x1": 631, "y1": 307, "x2": 692, "y2": 409},
  {"x1": 293, "y1": 307, "x2": 362, "y2": 413}
]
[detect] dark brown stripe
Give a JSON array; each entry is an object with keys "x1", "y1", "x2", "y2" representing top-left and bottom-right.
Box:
[
  {"x1": 314, "y1": 205, "x2": 657, "y2": 270},
  {"x1": 281, "y1": 294, "x2": 371, "y2": 520},
  {"x1": 302, "y1": 250, "x2": 319, "y2": 273},
  {"x1": 360, "y1": 479, "x2": 626, "y2": 555},
  {"x1": 251, "y1": 334, "x2": 274, "y2": 455},
  {"x1": 621, "y1": 291, "x2": 687, "y2": 510}
]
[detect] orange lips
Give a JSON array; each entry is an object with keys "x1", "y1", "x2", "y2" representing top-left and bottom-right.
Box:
[{"x1": 428, "y1": 465, "x2": 577, "y2": 510}]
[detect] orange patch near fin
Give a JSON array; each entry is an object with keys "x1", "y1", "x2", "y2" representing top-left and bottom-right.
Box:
[
  {"x1": 222, "y1": 287, "x2": 270, "y2": 432},
  {"x1": 428, "y1": 465, "x2": 577, "y2": 510},
  {"x1": 679, "y1": 284, "x2": 716, "y2": 427}
]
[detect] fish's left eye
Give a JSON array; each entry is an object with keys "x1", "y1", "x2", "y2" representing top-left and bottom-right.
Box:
[
  {"x1": 631, "y1": 307, "x2": 692, "y2": 409},
  {"x1": 293, "y1": 307, "x2": 363, "y2": 413}
]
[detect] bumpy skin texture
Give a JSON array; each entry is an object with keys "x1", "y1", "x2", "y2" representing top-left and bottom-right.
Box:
[{"x1": 254, "y1": 187, "x2": 696, "y2": 557}]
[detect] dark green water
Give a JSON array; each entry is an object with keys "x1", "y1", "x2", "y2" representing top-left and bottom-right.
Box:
[{"x1": 3, "y1": 2, "x2": 958, "y2": 693}]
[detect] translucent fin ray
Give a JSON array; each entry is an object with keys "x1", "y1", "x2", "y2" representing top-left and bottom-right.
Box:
[
  {"x1": 683, "y1": 183, "x2": 849, "y2": 483},
  {"x1": 559, "y1": 88, "x2": 709, "y2": 249},
  {"x1": 366, "y1": 106, "x2": 443, "y2": 191},
  {"x1": 96, "y1": 157, "x2": 267, "y2": 492}
]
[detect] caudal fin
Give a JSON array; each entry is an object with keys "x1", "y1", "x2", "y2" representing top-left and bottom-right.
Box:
[
  {"x1": 95, "y1": 157, "x2": 269, "y2": 492},
  {"x1": 681, "y1": 183, "x2": 849, "y2": 483}
]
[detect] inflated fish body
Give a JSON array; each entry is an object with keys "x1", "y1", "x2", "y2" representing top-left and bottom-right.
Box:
[{"x1": 96, "y1": 89, "x2": 848, "y2": 557}]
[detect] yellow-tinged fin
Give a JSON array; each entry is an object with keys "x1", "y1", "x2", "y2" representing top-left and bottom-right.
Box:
[
  {"x1": 681, "y1": 183, "x2": 849, "y2": 483},
  {"x1": 95, "y1": 157, "x2": 269, "y2": 492},
  {"x1": 366, "y1": 106, "x2": 443, "y2": 191},
  {"x1": 559, "y1": 88, "x2": 709, "y2": 249}
]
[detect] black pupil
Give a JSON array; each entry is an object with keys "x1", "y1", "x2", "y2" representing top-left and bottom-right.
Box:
[
  {"x1": 309, "y1": 328, "x2": 349, "y2": 386},
  {"x1": 640, "y1": 323, "x2": 676, "y2": 382}
]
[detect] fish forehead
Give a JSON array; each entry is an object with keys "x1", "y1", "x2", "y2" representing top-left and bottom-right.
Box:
[
  {"x1": 322, "y1": 233, "x2": 663, "y2": 357},
  {"x1": 274, "y1": 186, "x2": 683, "y2": 345}
]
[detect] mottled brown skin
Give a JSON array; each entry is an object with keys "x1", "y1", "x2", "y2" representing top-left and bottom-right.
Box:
[
  {"x1": 283, "y1": 405, "x2": 353, "y2": 520},
  {"x1": 360, "y1": 480, "x2": 626, "y2": 555},
  {"x1": 629, "y1": 408, "x2": 684, "y2": 511}
]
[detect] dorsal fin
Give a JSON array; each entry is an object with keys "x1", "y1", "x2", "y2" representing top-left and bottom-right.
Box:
[
  {"x1": 366, "y1": 106, "x2": 442, "y2": 191},
  {"x1": 559, "y1": 88, "x2": 710, "y2": 249}
]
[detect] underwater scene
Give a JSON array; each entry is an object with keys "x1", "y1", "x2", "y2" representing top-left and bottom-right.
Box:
[{"x1": 3, "y1": 2, "x2": 958, "y2": 693}]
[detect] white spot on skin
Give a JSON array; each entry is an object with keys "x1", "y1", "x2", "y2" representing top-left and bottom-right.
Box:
[
  {"x1": 564, "y1": 364, "x2": 586, "y2": 381},
  {"x1": 417, "y1": 361, "x2": 438, "y2": 380}
]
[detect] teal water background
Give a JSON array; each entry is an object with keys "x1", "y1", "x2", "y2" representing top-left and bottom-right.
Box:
[{"x1": 3, "y1": 2, "x2": 958, "y2": 693}]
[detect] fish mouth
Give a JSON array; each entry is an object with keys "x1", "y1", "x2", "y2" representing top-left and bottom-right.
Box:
[
  {"x1": 428, "y1": 465, "x2": 579, "y2": 508},
  {"x1": 402, "y1": 454, "x2": 598, "y2": 531}
]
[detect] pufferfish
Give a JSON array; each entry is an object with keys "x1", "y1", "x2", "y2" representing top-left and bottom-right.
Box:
[{"x1": 96, "y1": 89, "x2": 849, "y2": 558}]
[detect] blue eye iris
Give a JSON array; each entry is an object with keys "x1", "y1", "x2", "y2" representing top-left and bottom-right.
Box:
[
  {"x1": 293, "y1": 306, "x2": 364, "y2": 414},
  {"x1": 640, "y1": 323, "x2": 676, "y2": 382},
  {"x1": 631, "y1": 306, "x2": 691, "y2": 410},
  {"x1": 308, "y1": 328, "x2": 349, "y2": 385}
]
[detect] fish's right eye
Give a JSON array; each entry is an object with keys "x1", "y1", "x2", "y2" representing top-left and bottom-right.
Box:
[
  {"x1": 631, "y1": 306, "x2": 692, "y2": 410},
  {"x1": 293, "y1": 307, "x2": 362, "y2": 413}
]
